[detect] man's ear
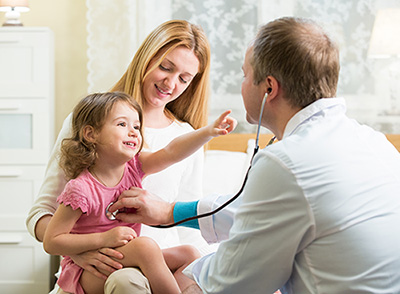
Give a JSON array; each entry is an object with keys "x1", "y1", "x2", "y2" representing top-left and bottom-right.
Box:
[
  {"x1": 83, "y1": 125, "x2": 96, "y2": 143},
  {"x1": 264, "y1": 76, "x2": 280, "y2": 99}
]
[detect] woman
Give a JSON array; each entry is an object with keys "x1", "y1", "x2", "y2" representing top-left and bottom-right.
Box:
[{"x1": 26, "y1": 20, "x2": 212, "y2": 294}]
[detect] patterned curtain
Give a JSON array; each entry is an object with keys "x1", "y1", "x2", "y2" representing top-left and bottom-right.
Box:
[{"x1": 87, "y1": 0, "x2": 400, "y2": 133}]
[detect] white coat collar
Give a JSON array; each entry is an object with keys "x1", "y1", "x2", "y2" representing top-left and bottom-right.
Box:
[{"x1": 282, "y1": 97, "x2": 346, "y2": 139}]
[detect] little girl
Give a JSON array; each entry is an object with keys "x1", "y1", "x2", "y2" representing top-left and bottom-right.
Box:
[{"x1": 43, "y1": 92, "x2": 236, "y2": 294}]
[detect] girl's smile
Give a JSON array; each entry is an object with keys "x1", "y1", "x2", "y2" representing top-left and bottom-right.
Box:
[
  {"x1": 123, "y1": 140, "x2": 138, "y2": 149},
  {"x1": 94, "y1": 101, "x2": 142, "y2": 164}
]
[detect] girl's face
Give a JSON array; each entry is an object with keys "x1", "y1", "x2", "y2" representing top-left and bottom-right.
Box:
[
  {"x1": 94, "y1": 101, "x2": 142, "y2": 164},
  {"x1": 142, "y1": 46, "x2": 200, "y2": 111}
]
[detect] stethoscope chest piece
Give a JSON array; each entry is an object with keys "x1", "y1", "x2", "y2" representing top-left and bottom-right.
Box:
[{"x1": 105, "y1": 202, "x2": 118, "y2": 220}]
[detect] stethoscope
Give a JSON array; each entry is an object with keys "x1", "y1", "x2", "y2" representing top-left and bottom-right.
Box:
[{"x1": 106, "y1": 92, "x2": 276, "y2": 227}]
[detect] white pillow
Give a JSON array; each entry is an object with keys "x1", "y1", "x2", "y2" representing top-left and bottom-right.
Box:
[
  {"x1": 246, "y1": 138, "x2": 256, "y2": 159},
  {"x1": 203, "y1": 139, "x2": 255, "y2": 196}
]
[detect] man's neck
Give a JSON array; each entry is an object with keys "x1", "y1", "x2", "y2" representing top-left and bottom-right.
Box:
[{"x1": 265, "y1": 97, "x2": 301, "y2": 141}]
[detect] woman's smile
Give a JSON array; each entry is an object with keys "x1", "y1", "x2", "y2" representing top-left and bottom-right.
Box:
[
  {"x1": 142, "y1": 46, "x2": 199, "y2": 110},
  {"x1": 155, "y1": 84, "x2": 172, "y2": 97}
]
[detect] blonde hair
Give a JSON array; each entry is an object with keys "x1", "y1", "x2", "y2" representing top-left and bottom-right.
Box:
[
  {"x1": 112, "y1": 19, "x2": 211, "y2": 129},
  {"x1": 60, "y1": 92, "x2": 143, "y2": 180},
  {"x1": 251, "y1": 17, "x2": 340, "y2": 108}
]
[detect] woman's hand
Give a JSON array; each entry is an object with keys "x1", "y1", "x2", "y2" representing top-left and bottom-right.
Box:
[
  {"x1": 108, "y1": 187, "x2": 175, "y2": 225},
  {"x1": 69, "y1": 248, "x2": 124, "y2": 280}
]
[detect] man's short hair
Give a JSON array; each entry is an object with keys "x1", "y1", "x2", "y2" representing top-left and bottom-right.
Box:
[{"x1": 251, "y1": 17, "x2": 340, "y2": 108}]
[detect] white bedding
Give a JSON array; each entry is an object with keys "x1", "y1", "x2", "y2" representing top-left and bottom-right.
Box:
[{"x1": 203, "y1": 139, "x2": 255, "y2": 197}]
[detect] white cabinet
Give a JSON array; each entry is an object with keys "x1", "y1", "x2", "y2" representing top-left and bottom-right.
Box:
[{"x1": 0, "y1": 27, "x2": 54, "y2": 294}]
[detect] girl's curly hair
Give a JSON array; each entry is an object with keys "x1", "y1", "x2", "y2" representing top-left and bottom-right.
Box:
[{"x1": 59, "y1": 92, "x2": 143, "y2": 180}]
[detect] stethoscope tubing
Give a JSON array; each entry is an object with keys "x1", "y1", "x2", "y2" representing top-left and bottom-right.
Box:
[
  {"x1": 150, "y1": 138, "x2": 275, "y2": 228},
  {"x1": 151, "y1": 95, "x2": 274, "y2": 228},
  {"x1": 105, "y1": 95, "x2": 274, "y2": 227}
]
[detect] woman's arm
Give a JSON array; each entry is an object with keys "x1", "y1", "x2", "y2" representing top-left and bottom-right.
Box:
[
  {"x1": 34, "y1": 215, "x2": 52, "y2": 242},
  {"x1": 140, "y1": 110, "x2": 236, "y2": 175},
  {"x1": 26, "y1": 114, "x2": 72, "y2": 241},
  {"x1": 43, "y1": 203, "x2": 137, "y2": 256}
]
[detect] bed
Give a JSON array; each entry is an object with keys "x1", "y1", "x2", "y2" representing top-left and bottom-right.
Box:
[
  {"x1": 203, "y1": 133, "x2": 400, "y2": 196},
  {"x1": 207, "y1": 133, "x2": 400, "y2": 153}
]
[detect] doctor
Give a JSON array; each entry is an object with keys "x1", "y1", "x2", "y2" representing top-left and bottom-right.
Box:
[{"x1": 109, "y1": 17, "x2": 400, "y2": 294}]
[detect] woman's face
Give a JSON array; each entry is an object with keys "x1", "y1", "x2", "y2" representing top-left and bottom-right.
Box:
[{"x1": 142, "y1": 46, "x2": 200, "y2": 112}]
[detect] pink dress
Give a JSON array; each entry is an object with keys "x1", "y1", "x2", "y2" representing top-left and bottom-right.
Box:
[{"x1": 56, "y1": 155, "x2": 144, "y2": 294}]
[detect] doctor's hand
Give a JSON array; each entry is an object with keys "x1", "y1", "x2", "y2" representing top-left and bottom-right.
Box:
[
  {"x1": 70, "y1": 248, "x2": 124, "y2": 280},
  {"x1": 108, "y1": 187, "x2": 175, "y2": 226}
]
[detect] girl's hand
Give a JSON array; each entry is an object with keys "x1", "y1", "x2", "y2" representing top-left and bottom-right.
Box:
[
  {"x1": 211, "y1": 110, "x2": 237, "y2": 136},
  {"x1": 102, "y1": 226, "x2": 137, "y2": 248},
  {"x1": 70, "y1": 247, "x2": 124, "y2": 280}
]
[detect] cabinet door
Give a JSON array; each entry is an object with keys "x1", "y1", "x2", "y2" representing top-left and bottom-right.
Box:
[
  {"x1": 0, "y1": 232, "x2": 50, "y2": 294},
  {"x1": 0, "y1": 165, "x2": 46, "y2": 231},
  {"x1": 0, "y1": 29, "x2": 53, "y2": 98},
  {"x1": 0, "y1": 99, "x2": 53, "y2": 164}
]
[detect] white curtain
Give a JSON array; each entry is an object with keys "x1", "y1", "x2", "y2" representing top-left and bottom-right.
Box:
[
  {"x1": 87, "y1": 0, "x2": 400, "y2": 133},
  {"x1": 86, "y1": 0, "x2": 172, "y2": 93}
]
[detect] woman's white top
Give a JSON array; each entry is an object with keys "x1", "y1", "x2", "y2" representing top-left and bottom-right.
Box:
[{"x1": 141, "y1": 121, "x2": 212, "y2": 254}]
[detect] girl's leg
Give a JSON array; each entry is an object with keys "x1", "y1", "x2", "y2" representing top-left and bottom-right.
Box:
[
  {"x1": 115, "y1": 236, "x2": 181, "y2": 294},
  {"x1": 79, "y1": 238, "x2": 195, "y2": 294},
  {"x1": 163, "y1": 245, "x2": 201, "y2": 292},
  {"x1": 80, "y1": 270, "x2": 107, "y2": 294},
  {"x1": 79, "y1": 254, "x2": 153, "y2": 294}
]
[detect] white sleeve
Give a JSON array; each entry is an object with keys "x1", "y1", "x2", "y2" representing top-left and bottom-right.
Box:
[
  {"x1": 197, "y1": 192, "x2": 242, "y2": 244},
  {"x1": 25, "y1": 114, "x2": 72, "y2": 240},
  {"x1": 184, "y1": 153, "x2": 315, "y2": 294}
]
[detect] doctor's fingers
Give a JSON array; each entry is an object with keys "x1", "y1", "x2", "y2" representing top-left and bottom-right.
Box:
[
  {"x1": 118, "y1": 186, "x2": 147, "y2": 200},
  {"x1": 115, "y1": 197, "x2": 174, "y2": 225},
  {"x1": 109, "y1": 187, "x2": 149, "y2": 212},
  {"x1": 108, "y1": 196, "x2": 143, "y2": 213},
  {"x1": 114, "y1": 212, "x2": 144, "y2": 224}
]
